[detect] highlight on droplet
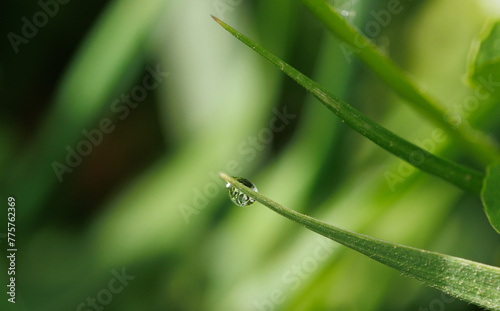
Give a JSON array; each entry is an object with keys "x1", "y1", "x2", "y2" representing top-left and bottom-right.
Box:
[{"x1": 226, "y1": 177, "x2": 258, "y2": 207}]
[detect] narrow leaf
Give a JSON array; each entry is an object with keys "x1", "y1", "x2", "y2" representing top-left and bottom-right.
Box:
[
  {"x1": 220, "y1": 173, "x2": 500, "y2": 311},
  {"x1": 482, "y1": 163, "x2": 500, "y2": 233},
  {"x1": 300, "y1": 0, "x2": 500, "y2": 164},
  {"x1": 212, "y1": 16, "x2": 484, "y2": 194}
]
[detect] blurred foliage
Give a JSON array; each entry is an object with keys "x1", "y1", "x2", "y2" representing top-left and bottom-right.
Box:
[{"x1": 1, "y1": 0, "x2": 500, "y2": 310}]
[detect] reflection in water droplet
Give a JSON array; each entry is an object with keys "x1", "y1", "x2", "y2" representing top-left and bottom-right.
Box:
[{"x1": 226, "y1": 177, "x2": 258, "y2": 207}]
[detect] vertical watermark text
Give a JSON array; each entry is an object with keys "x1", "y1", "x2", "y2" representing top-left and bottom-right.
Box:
[{"x1": 6, "y1": 197, "x2": 17, "y2": 304}]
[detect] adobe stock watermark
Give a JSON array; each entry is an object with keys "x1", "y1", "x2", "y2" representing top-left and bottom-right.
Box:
[
  {"x1": 340, "y1": 0, "x2": 407, "y2": 63},
  {"x1": 76, "y1": 268, "x2": 135, "y2": 311},
  {"x1": 51, "y1": 64, "x2": 169, "y2": 182},
  {"x1": 178, "y1": 106, "x2": 296, "y2": 224},
  {"x1": 420, "y1": 292, "x2": 455, "y2": 311},
  {"x1": 384, "y1": 128, "x2": 446, "y2": 192},
  {"x1": 254, "y1": 238, "x2": 337, "y2": 311},
  {"x1": 384, "y1": 73, "x2": 500, "y2": 192},
  {"x1": 443, "y1": 74, "x2": 500, "y2": 128},
  {"x1": 212, "y1": 0, "x2": 244, "y2": 19},
  {"x1": 7, "y1": 0, "x2": 71, "y2": 54}
]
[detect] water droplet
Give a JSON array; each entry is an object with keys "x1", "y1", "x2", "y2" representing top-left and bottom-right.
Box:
[
  {"x1": 341, "y1": 10, "x2": 349, "y2": 16},
  {"x1": 226, "y1": 177, "x2": 258, "y2": 207}
]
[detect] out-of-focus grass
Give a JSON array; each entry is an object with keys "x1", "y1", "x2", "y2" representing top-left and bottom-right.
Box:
[
  {"x1": 4, "y1": 0, "x2": 168, "y2": 222},
  {"x1": 1, "y1": 0, "x2": 500, "y2": 310}
]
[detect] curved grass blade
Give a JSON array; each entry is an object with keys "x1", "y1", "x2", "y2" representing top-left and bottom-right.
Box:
[
  {"x1": 220, "y1": 173, "x2": 500, "y2": 311},
  {"x1": 300, "y1": 0, "x2": 500, "y2": 164},
  {"x1": 481, "y1": 163, "x2": 500, "y2": 233},
  {"x1": 211, "y1": 16, "x2": 484, "y2": 194}
]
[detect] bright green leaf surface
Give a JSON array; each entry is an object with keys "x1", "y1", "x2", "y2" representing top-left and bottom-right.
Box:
[
  {"x1": 220, "y1": 173, "x2": 500, "y2": 311},
  {"x1": 482, "y1": 163, "x2": 500, "y2": 233},
  {"x1": 468, "y1": 21, "x2": 500, "y2": 91}
]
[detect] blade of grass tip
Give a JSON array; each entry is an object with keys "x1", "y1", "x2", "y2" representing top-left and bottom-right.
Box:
[
  {"x1": 211, "y1": 15, "x2": 484, "y2": 194},
  {"x1": 300, "y1": 0, "x2": 500, "y2": 165},
  {"x1": 219, "y1": 173, "x2": 500, "y2": 311}
]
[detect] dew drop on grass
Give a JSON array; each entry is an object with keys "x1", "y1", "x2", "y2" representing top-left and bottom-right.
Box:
[{"x1": 226, "y1": 177, "x2": 258, "y2": 207}]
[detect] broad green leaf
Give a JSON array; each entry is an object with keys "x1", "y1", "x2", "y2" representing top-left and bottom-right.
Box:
[
  {"x1": 482, "y1": 163, "x2": 500, "y2": 233},
  {"x1": 220, "y1": 173, "x2": 500, "y2": 311},
  {"x1": 211, "y1": 16, "x2": 485, "y2": 194},
  {"x1": 468, "y1": 21, "x2": 500, "y2": 92}
]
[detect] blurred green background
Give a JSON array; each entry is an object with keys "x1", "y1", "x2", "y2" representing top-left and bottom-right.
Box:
[{"x1": 1, "y1": 0, "x2": 500, "y2": 310}]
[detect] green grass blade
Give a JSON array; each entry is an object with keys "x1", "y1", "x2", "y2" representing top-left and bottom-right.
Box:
[
  {"x1": 220, "y1": 173, "x2": 500, "y2": 311},
  {"x1": 300, "y1": 0, "x2": 500, "y2": 164},
  {"x1": 212, "y1": 16, "x2": 484, "y2": 194},
  {"x1": 481, "y1": 163, "x2": 500, "y2": 233}
]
